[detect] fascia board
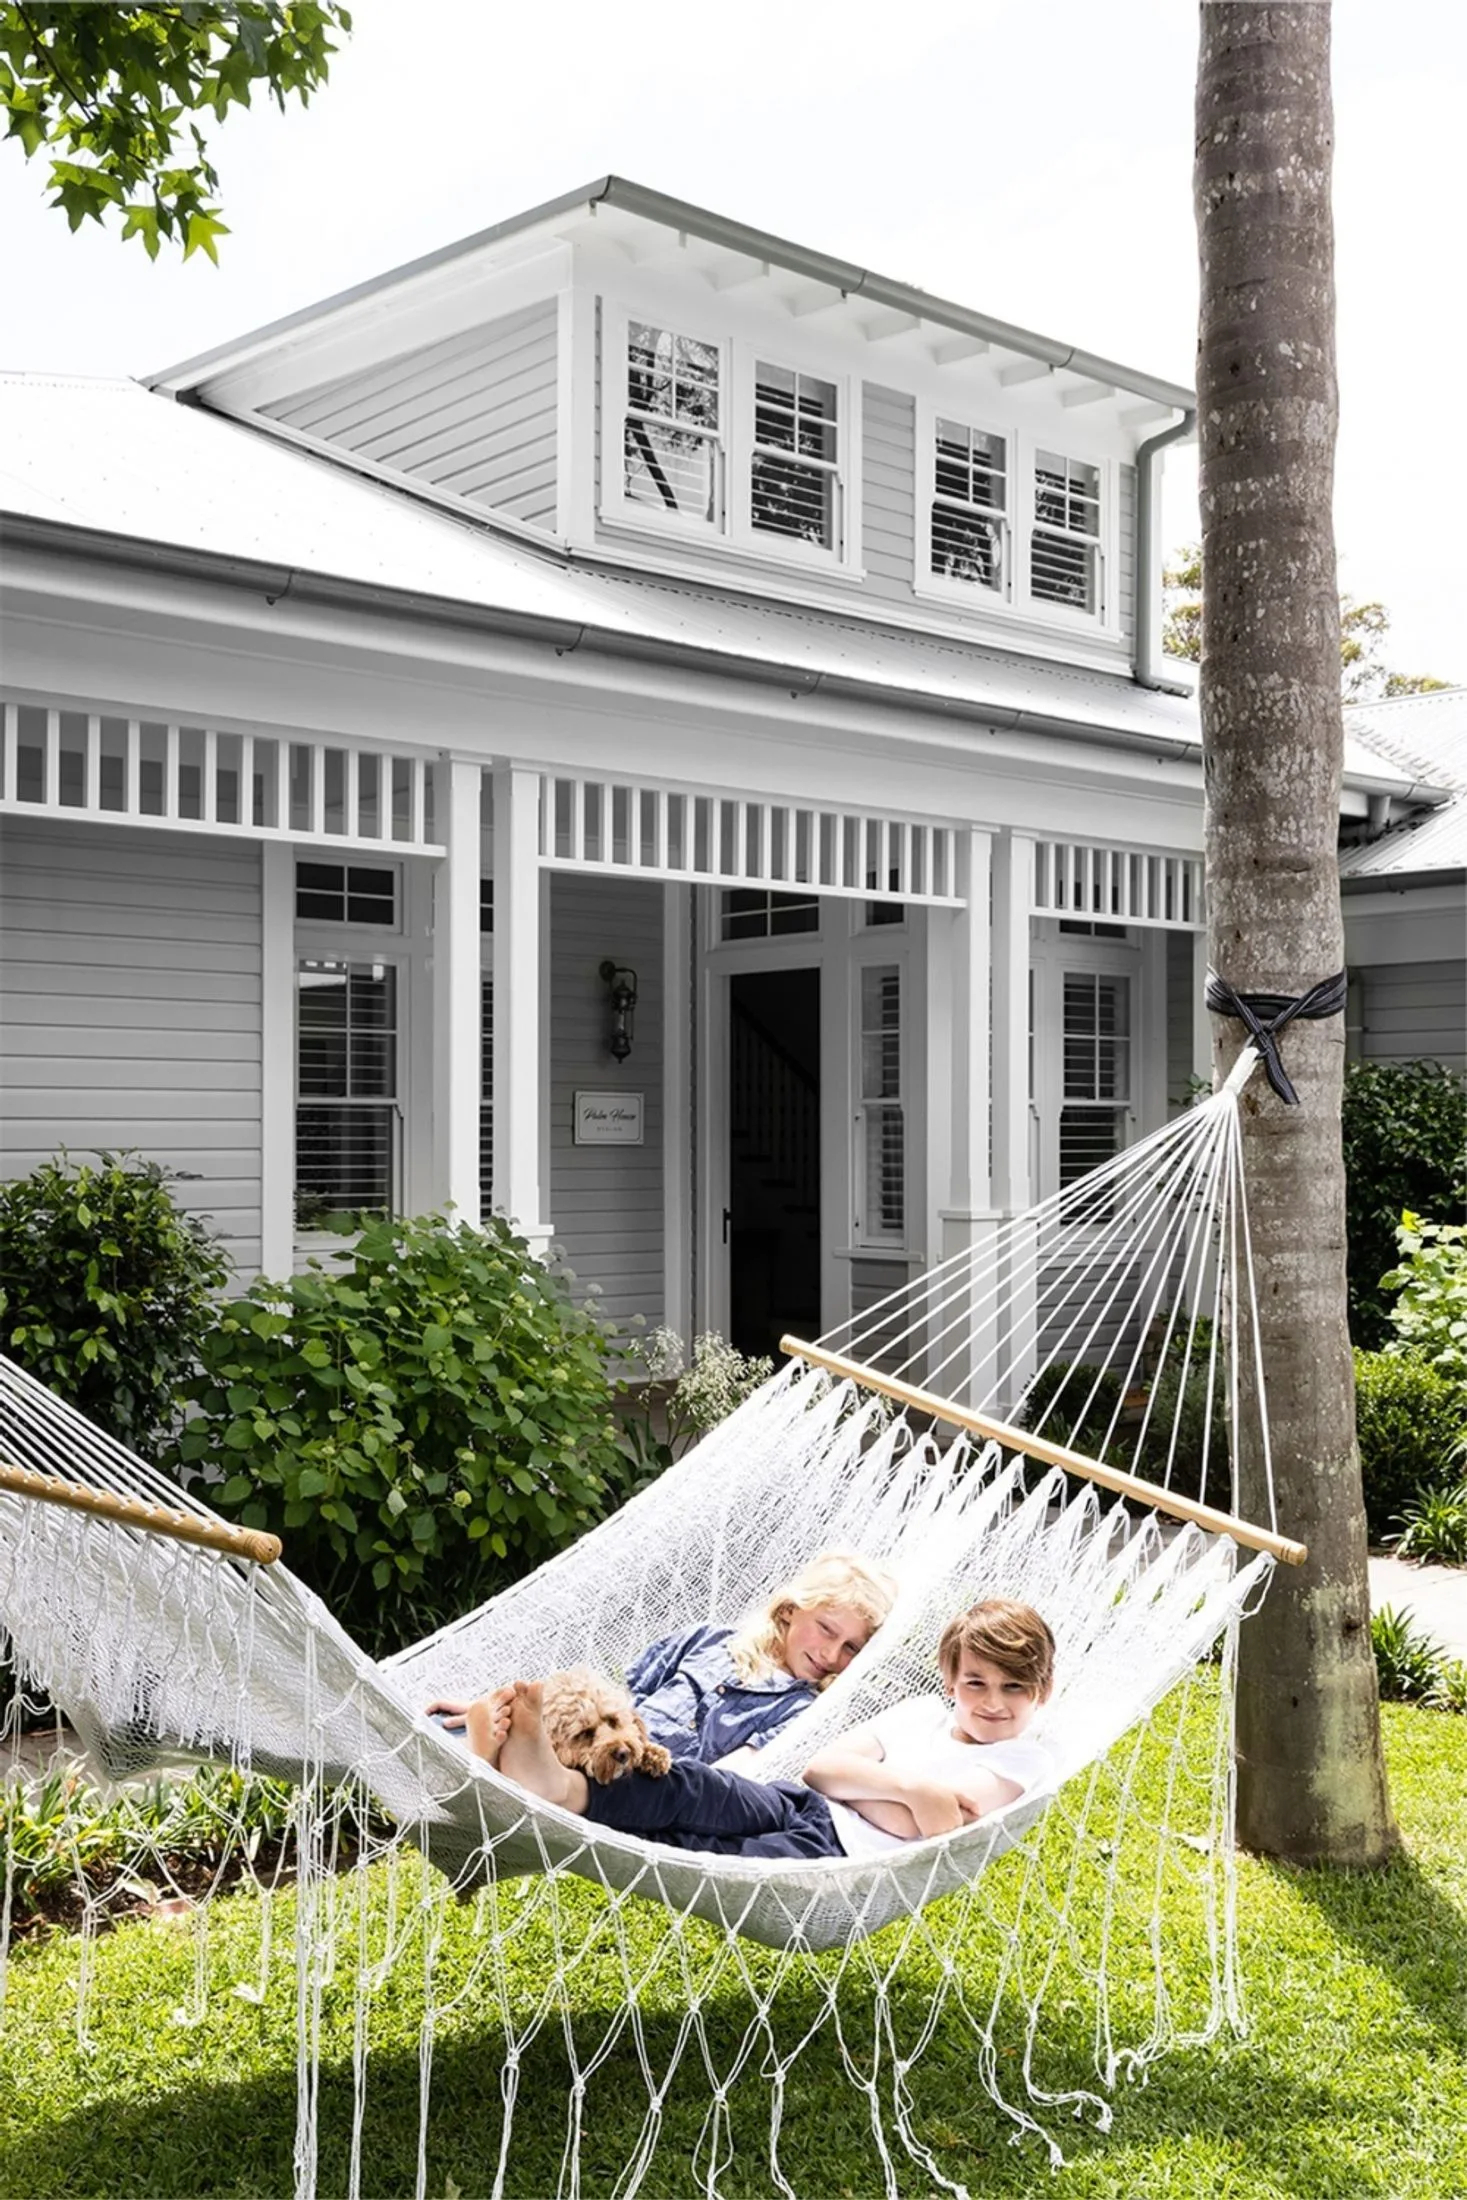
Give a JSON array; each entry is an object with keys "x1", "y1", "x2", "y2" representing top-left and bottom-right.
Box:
[{"x1": 146, "y1": 174, "x2": 1195, "y2": 416}]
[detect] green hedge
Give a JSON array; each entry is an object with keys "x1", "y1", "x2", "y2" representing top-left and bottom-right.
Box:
[
  {"x1": 167, "y1": 1213, "x2": 626, "y2": 1658},
  {"x1": 1342, "y1": 1061, "x2": 1467, "y2": 1348},
  {"x1": 1354, "y1": 1348, "x2": 1467, "y2": 1543}
]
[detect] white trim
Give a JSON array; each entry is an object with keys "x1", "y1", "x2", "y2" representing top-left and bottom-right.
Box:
[
  {"x1": 1029, "y1": 917, "x2": 1144, "y2": 1206},
  {"x1": 491, "y1": 762, "x2": 551, "y2": 1250},
  {"x1": 1032, "y1": 837, "x2": 1204, "y2": 930},
  {"x1": 258, "y1": 842, "x2": 296, "y2": 1279},
  {"x1": 433, "y1": 755, "x2": 484, "y2": 1229},
  {"x1": 661, "y1": 881, "x2": 693, "y2": 1342}
]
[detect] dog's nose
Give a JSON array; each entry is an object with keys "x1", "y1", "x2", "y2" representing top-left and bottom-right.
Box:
[{"x1": 615, "y1": 1746, "x2": 631, "y2": 1764}]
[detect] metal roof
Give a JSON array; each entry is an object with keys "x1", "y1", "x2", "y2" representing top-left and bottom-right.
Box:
[
  {"x1": 0, "y1": 374, "x2": 1421, "y2": 796},
  {"x1": 1339, "y1": 689, "x2": 1467, "y2": 881},
  {"x1": 148, "y1": 175, "x2": 1196, "y2": 415}
]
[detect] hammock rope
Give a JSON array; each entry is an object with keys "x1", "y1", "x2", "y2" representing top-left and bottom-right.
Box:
[{"x1": 1, "y1": 1045, "x2": 1291, "y2": 2195}]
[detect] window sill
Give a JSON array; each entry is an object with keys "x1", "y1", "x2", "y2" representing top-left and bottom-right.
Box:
[{"x1": 596, "y1": 508, "x2": 863, "y2": 587}]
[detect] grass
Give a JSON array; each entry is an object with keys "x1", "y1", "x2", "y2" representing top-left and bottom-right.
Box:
[{"x1": 1, "y1": 1695, "x2": 1465, "y2": 2200}]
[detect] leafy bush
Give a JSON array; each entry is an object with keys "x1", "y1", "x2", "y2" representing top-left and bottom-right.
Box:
[
  {"x1": 1393, "y1": 1481, "x2": 1467, "y2": 1566},
  {"x1": 1380, "y1": 1213, "x2": 1467, "y2": 1387},
  {"x1": 1134, "y1": 1347, "x2": 1230, "y2": 1505},
  {"x1": 1371, "y1": 1605, "x2": 1448, "y2": 1703},
  {"x1": 1354, "y1": 1348, "x2": 1467, "y2": 1543},
  {"x1": 1015, "y1": 1360, "x2": 1128, "y2": 1457},
  {"x1": 167, "y1": 1213, "x2": 626, "y2": 1658},
  {"x1": 0, "y1": 1152, "x2": 228, "y2": 1448},
  {"x1": 1425, "y1": 1658, "x2": 1467, "y2": 1715},
  {"x1": 1341, "y1": 1061, "x2": 1467, "y2": 1347},
  {"x1": 615, "y1": 1328, "x2": 777, "y2": 1491}
]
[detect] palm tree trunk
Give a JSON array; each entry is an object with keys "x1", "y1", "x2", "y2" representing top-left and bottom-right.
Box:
[{"x1": 1194, "y1": 1, "x2": 1397, "y2": 1861}]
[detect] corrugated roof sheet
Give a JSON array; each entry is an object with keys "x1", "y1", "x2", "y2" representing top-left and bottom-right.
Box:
[
  {"x1": 1340, "y1": 689, "x2": 1467, "y2": 879},
  {"x1": 0, "y1": 375, "x2": 1424, "y2": 794}
]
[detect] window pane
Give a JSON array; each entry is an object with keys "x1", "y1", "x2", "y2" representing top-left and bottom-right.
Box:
[
  {"x1": 296, "y1": 1104, "x2": 395, "y2": 1226},
  {"x1": 626, "y1": 323, "x2": 722, "y2": 521},
  {"x1": 1033, "y1": 452, "x2": 1101, "y2": 612},
  {"x1": 1059, "y1": 1107, "x2": 1122, "y2": 1189},
  {"x1": 752, "y1": 364, "x2": 838, "y2": 548},
  {"x1": 720, "y1": 889, "x2": 819, "y2": 940},
  {"x1": 863, "y1": 1105, "x2": 905, "y2": 1235}
]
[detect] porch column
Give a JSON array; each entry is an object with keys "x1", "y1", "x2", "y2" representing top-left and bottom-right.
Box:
[
  {"x1": 490, "y1": 762, "x2": 552, "y2": 1253},
  {"x1": 1192, "y1": 928, "x2": 1213, "y2": 1093},
  {"x1": 925, "y1": 829, "x2": 994, "y2": 1406},
  {"x1": 433, "y1": 754, "x2": 483, "y2": 1230},
  {"x1": 990, "y1": 829, "x2": 1034, "y2": 1216}
]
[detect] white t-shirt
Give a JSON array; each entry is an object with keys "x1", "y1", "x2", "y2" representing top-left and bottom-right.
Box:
[{"x1": 822, "y1": 1695, "x2": 1055, "y2": 1858}]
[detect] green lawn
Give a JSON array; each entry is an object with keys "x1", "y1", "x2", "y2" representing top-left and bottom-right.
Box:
[{"x1": 2, "y1": 1698, "x2": 1464, "y2": 2200}]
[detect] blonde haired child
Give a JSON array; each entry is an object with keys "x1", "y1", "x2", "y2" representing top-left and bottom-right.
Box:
[{"x1": 434, "y1": 1550, "x2": 895, "y2": 1769}]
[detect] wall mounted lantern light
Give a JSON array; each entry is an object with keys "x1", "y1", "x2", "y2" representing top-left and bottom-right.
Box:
[{"x1": 599, "y1": 960, "x2": 638, "y2": 1063}]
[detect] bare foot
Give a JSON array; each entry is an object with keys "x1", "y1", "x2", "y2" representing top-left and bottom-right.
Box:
[
  {"x1": 465, "y1": 1686, "x2": 514, "y2": 1767},
  {"x1": 498, "y1": 1681, "x2": 588, "y2": 1813}
]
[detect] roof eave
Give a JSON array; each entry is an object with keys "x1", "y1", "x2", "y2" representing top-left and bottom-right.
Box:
[{"x1": 146, "y1": 174, "x2": 1196, "y2": 415}]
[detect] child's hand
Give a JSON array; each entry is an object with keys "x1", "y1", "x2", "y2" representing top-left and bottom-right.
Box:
[
  {"x1": 902, "y1": 1779, "x2": 976, "y2": 1839},
  {"x1": 424, "y1": 1698, "x2": 472, "y2": 1731}
]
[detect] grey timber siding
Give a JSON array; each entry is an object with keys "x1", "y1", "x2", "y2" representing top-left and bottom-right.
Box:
[
  {"x1": 1166, "y1": 929, "x2": 1194, "y2": 1110},
  {"x1": 265, "y1": 298, "x2": 560, "y2": 529},
  {"x1": 1117, "y1": 463, "x2": 1136, "y2": 643},
  {"x1": 0, "y1": 821, "x2": 263, "y2": 1273},
  {"x1": 1357, "y1": 961, "x2": 1467, "y2": 1070},
  {"x1": 549, "y1": 873, "x2": 664, "y2": 1329},
  {"x1": 862, "y1": 384, "x2": 916, "y2": 606}
]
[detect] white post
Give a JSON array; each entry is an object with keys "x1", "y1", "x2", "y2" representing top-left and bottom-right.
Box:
[
  {"x1": 491, "y1": 763, "x2": 551, "y2": 1252},
  {"x1": 433, "y1": 755, "x2": 483, "y2": 1231},
  {"x1": 927, "y1": 829, "x2": 993, "y2": 1405},
  {"x1": 992, "y1": 829, "x2": 1037, "y2": 1411},
  {"x1": 1192, "y1": 928, "x2": 1213, "y2": 1092},
  {"x1": 662, "y1": 882, "x2": 693, "y2": 1347},
  {"x1": 258, "y1": 842, "x2": 296, "y2": 1279}
]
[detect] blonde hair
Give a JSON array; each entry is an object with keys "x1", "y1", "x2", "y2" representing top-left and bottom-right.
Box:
[
  {"x1": 728, "y1": 1552, "x2": 897, "y2": 1687},
  {"x1": 937, "y1": 1598, "x2": 1055, "y2": 1699}
]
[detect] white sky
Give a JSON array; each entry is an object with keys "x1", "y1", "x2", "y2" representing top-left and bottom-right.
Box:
[{"x1": 3, "y1": 0, "x2": 1463, "y2": 682}]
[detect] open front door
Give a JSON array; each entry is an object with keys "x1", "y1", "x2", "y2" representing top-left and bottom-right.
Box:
[{"x1": 727, "y1": 968, "x2": 821, "y2": 1363}]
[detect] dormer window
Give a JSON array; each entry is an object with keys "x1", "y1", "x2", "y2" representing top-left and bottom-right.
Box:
[
  {"x1": 751, "y1": 363, "x2": 840, "y2": 552},
  {"x1": 931, "y1": 420, "x2": 1007, "y2": 592},
  {"x1": 1032, "y1": 452, "x2": 1102, "y2": 613},
  {"x1": 624, "y1": 322, "x2": 723, "y2": 524}
]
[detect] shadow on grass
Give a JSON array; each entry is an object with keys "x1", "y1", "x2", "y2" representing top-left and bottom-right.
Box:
[
  {"x1": 3, "y1": 1979, "x2": 1416, "y2": 2200},
  {"x1": 1273, "y1": 1847, "x2": 1467, "y2": 2051}
]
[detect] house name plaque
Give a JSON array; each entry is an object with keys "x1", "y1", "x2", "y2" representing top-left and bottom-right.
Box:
[{"x1": 573, "y1": 1090, "x2": 645, "y2": 1145}]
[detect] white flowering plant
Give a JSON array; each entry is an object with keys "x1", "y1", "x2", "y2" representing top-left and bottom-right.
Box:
[{"x1": 612, "y1": 1328, "x2": 775, "y2": 1495}]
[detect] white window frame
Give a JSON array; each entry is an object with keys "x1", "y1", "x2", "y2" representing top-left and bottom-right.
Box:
[
  {"x1": 1029, "y1": 922, "x2": 1144, "y2": 1209},
  {"x1": 604, "y1": 308, "x2": 728, "y2": 538},
  {"x1": 917, "y1": 411, "x2": 1012, "y2": 606},
  {"x1": 600, "y1": 305, "x2": 858, "y2": 575},
  {"x1": 1027, "y1": 448, "x2": 1106, "y2": 622},
  {"x1": 741, "y1": 355, "x2": 845, "y2": 563},
  {"x1": 851, "y1": 955, "x2": 908, "y2": 1252}
]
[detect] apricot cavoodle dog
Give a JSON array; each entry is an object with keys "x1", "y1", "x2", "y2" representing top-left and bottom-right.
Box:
[{"x1": 541, "y1": 1667, "x2": 671, "y2": 1784}]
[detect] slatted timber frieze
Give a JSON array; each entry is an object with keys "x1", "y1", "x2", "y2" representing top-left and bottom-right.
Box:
[
  {"x1": 1033, "y1": 837, "x2": 1204, "y2": 930},
  {"x1": 538, "y1": 772, "x2": 965, "y2": 905},
  {"x1": 0, "y1": 701, "x2": 445, "y2": 856}
]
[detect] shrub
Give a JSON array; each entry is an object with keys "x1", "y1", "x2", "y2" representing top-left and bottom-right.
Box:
[
  {"x1": 1354, "y1": 1348, "x2": 1467, "y2": 1543},
  {"x1": 1016, "y1": 1360, "x2": 1128, "y2": 1457},
  {"x1": 0, "y1": 1152, "x2": 228, "y2": 1449},
  {"x1": 167, "y1": 1213, "x2": 625, "y2": 1658},
  {"x1": 1380, "y1": 1213, "x2": 1467, "y2": 1387},
  {"x1": 1134, "y1": 1346, "x2": 1230, "y2": 1505},
  {"x1": 1370, "y1": 1605, "x2": 1448, "y2": 1703},
  {"x1": 1341, "y1": 1061, "x2": 1467, "y2": 1347},
  {"x1": 1393, "y1": 1481, "x2": 1467, "y2": 1566},
  {"x1": 1425, "y1": 1658, "x2": 1467, "y2": 1715},
  {"x1": 611, "y1": 1329, "x2": 777, "y2": 1498}
]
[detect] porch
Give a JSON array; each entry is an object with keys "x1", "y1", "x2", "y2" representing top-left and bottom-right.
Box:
[{"x1": 0, "y1": 697, "x2": 1209, "y2": 1359}]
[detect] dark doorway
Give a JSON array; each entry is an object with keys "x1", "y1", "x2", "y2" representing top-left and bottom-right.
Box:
[{"x1": 728, "y1": 968, "x2": 821, "y2": 1363}]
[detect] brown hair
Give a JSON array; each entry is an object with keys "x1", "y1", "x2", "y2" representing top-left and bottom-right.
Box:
[
  {"x1": 728, "y1": 1552, "x2": 898, "y2": 1686},
  {"x1": 937, "y1": 1599, "x2": 1055, "y2": 1699}
]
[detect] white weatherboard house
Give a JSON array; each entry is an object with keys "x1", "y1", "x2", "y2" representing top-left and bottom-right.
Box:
[{"x1": 0, "y1": 179, "x2": 1457, "y2": 1370}]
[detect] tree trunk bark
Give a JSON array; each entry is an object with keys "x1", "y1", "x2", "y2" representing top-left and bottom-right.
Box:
[{"x1": 1194, "y1": 1, "x2": 1397, "y2": 1862}]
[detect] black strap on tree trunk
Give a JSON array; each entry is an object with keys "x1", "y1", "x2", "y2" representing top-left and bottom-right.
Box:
[{"x1": 1204, "y1": 969, "x2": 1348, "y2": 1106}]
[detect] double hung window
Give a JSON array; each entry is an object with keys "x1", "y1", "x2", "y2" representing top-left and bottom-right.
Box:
[
  {"x1": 856, "y1": 965, "x2": 904, "y2": 1243},
  {"x1": 750, "y1": 363, "x2": 841, "y2": 551},
  {"x1": 931, "y1": 420, "x2": 1007, "y2": 591},
  {"x1": 1032, "y1": 452, "x2": 1102, "y2": 613},
  {"x1": 295, "y1": 958, "x2": 399, "y2": 1228},
  {"x1": 623, "y1": 322, "x2": 723, "y2": 524},
  {"x1": 1059, "y1": 971, "x2": 1130, "y2": 1190}
]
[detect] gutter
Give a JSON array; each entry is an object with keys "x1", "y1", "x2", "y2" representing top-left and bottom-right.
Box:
[
  {"x1": 1, "y1": 511, "x2": 1208, "y2": 767},
  {"x1": 1133, "y1": 407, "x2": 1197, "y2": 694},
  {"x1": 148, "y1": 175, "x2": 1195, "y2": 414}
]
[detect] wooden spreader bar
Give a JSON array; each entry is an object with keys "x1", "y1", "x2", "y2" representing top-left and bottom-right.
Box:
[
  {"x1": 780, "y1": 1338, "x2": 1308, "y2": 1568},
  {"x1": 0, "y1": 1458, "x2": 282, "y2": 1567}
]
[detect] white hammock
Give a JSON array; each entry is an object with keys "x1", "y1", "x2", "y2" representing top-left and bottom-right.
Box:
[{"x1": 0, "y1": 1047, "x2": 1291, "y2": 2195}]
